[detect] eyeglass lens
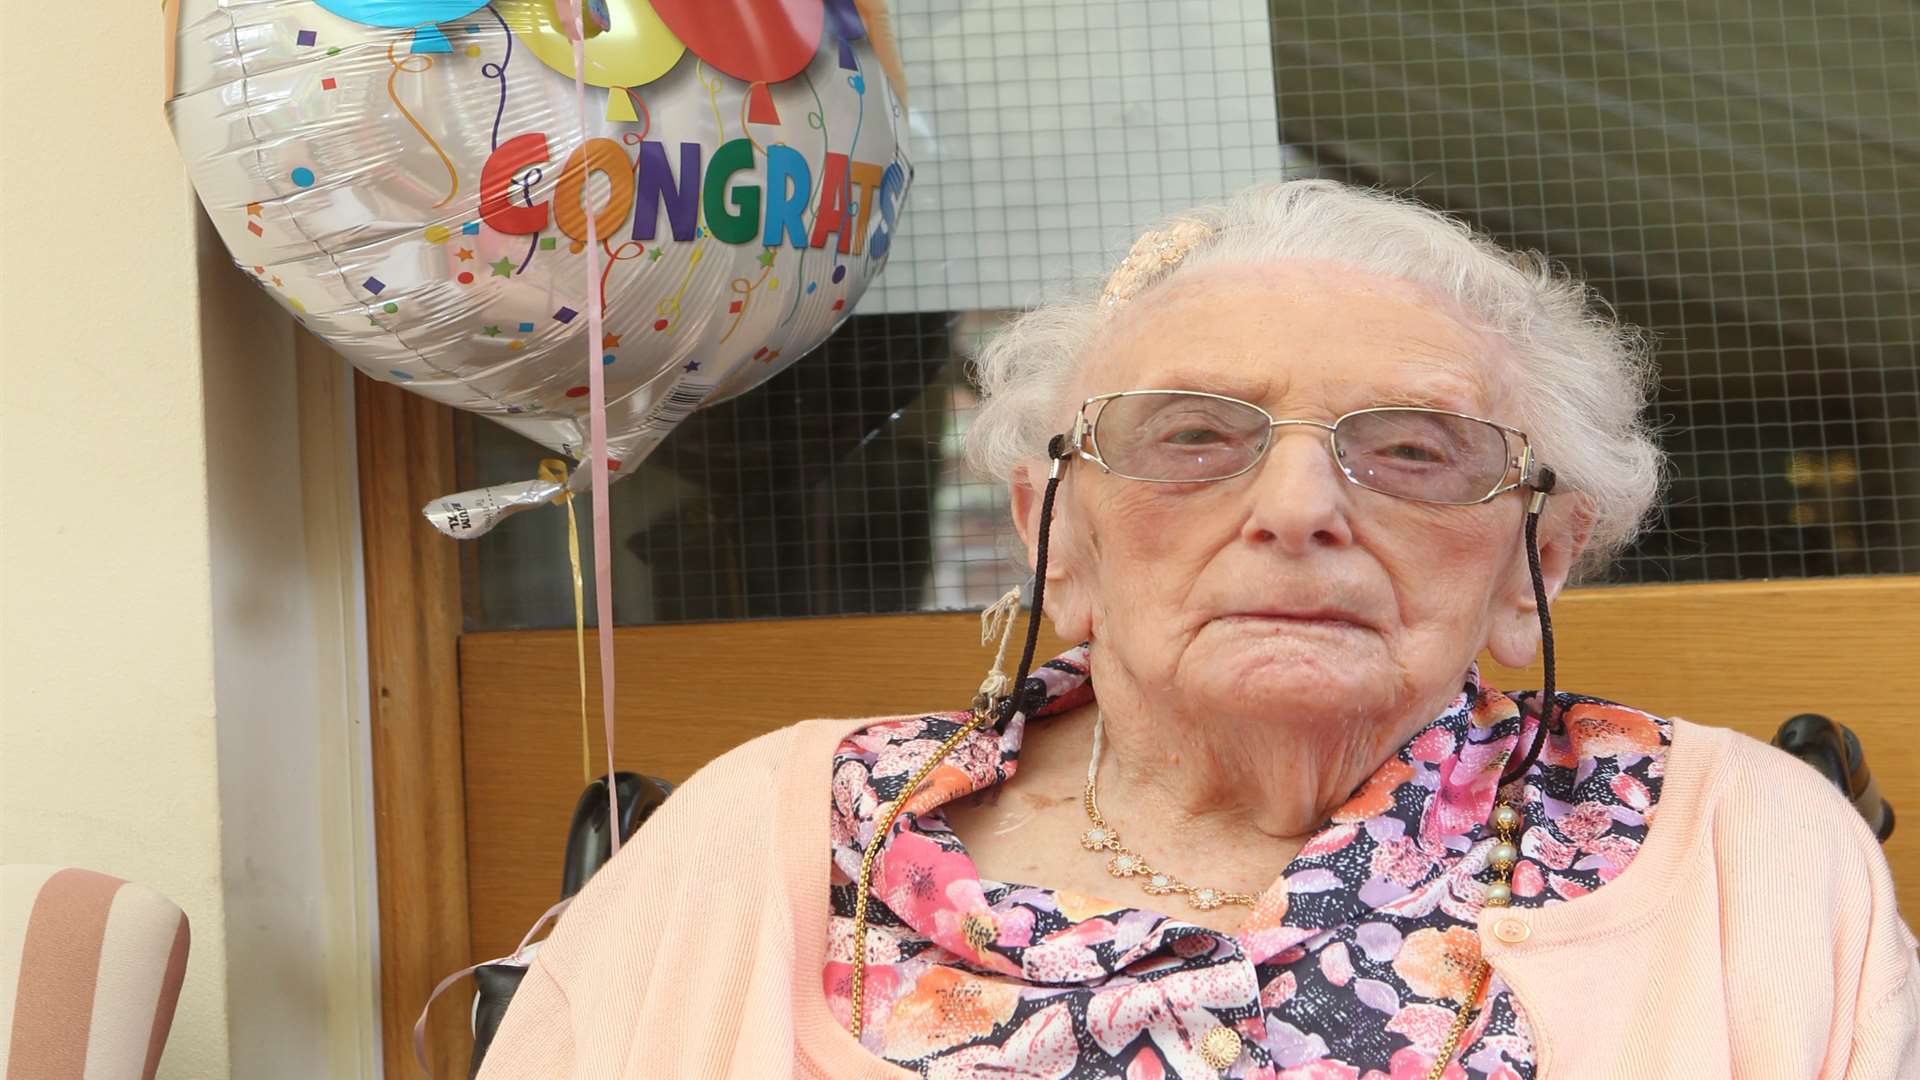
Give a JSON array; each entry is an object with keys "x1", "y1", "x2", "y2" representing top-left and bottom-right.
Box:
[{"x1": 1089, "y1": 392, "x2": 1512, "y2": 503}]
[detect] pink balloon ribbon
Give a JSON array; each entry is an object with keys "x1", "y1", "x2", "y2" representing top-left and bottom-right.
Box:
[
  {"x1": 410, "y1": 896, "x2": 573, "y2": 1074},
  {"x1": 556, "y1": 0, "x2": 622, "y2": 858},
  {"x1": 411, "y1": 14, "x2": 625, "y2": 1073}
]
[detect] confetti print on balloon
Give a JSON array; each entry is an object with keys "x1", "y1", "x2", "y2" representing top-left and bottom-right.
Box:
[
  {"x1": 697, "y1": 61, "x2": 729, "y2": 148},
  {"x1": 781, "y1": 71, "x2": 831, "y2": 328},
  {"x1": 828, "y1": 51, "x2": 866, "y2": 291},
  {"x1": 472, "y1": 7, "x2": 517, "y2": 150},
  {"x1": 250, "y1": 265, "x2": 308, "y2": 319},
  {"x1": 656, "y1": 239, "x2": 706, "y2": 333},
  {"x1": 598, "y1": 238, "x2": 647, "y2": 310},
  {"x1": 720, "y1": 248, "x2": 777, "y2": 344},
  {"x1": 385, "y1": 42, "x2": 459, "y2": 208}
]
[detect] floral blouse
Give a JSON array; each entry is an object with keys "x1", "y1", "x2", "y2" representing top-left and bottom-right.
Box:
[{"x1": 825, "y1": 644, "x2": 1671, "y2": 1079}]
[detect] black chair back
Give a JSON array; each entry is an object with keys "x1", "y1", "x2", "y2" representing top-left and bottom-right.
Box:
[
  {"x1": 469, "y1": 771, "x2": 676, "y2": 1077},
  {"x1": 1773, "y1": 713, "x2": 1894, "y2": 842}
]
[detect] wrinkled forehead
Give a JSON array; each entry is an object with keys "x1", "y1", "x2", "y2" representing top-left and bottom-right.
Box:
[{"x1": 1077, "y1": 259, "x2": 1514, "y2": 416}]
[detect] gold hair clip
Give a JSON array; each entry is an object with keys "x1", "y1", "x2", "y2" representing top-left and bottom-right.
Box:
[{"x1": 1098, "y1": 219, "x2": 1215, "y2": 310}]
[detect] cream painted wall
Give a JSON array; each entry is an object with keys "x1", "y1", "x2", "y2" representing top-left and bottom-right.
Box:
[
  {"x1": 1, "y1": 23, "x2": 233, "y2": 1080},
  {"x1": 0, "y1": 5, "x2": 378, "y2": 1077}
]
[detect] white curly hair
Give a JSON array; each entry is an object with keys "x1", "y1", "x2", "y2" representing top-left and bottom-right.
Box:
[{"x1": 964, "y1": 179, "x2": 1666, "y2": 580}]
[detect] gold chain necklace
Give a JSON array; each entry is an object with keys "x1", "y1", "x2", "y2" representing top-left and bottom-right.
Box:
[
  {"x1": 849, "y1": 707, "x2": 991, "y2": 1039},
  {"x1": 847, "y1": 703, "x2": 1528, "y2": 1080},
  {"x1": 1080, "y1": 710, "x2": 1256, "y2": 910}
]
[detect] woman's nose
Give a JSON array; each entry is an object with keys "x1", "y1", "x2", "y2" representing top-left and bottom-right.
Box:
[{"x1": 1239, "y1": 428, "x2": 1356, "y2": 552}]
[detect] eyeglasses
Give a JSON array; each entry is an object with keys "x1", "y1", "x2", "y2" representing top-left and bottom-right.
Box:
[{"x1": 1061, "y1": 390, "x2": 1554, "y2": 506}]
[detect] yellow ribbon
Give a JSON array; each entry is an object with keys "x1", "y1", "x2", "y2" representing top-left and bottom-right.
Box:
[{"x1": 539, "y1": 458, "x2": 594, "y2": 787}]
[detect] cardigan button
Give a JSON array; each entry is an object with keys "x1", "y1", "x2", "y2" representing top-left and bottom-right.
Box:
[
  {"x1": 1198, "y1": 1025, "x2": 1242, "y2": 1070},
  {"x1": 1493, "y1": 916, "x2": 1531, "y2": 943}
]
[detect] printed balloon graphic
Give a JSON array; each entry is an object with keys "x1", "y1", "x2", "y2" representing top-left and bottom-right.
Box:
[
  {"x1": 310, "y1": 1, "x2": 488, "y2": 51},
  {"x1": 164, "y1": 0, "x2": 911, "y2": 536}
]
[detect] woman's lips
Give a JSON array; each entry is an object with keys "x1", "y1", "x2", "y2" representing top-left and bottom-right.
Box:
[{"x1": 1217, "y1": 610, "x2": 1369, "y2": 630}]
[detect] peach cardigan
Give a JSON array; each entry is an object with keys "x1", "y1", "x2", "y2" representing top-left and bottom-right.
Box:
[{"x1": 478, "y1": 716, "x2": 1920, "y2": 1078}]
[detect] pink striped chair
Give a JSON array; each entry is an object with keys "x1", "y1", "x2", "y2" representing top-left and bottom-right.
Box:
[{"x1": 0, "y1": 866, "x2": 189, "y2": 1079}]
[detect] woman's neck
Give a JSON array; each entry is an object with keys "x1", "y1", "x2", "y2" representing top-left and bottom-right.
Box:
[{"x1": 1079, "y1": 667, "x2": 1455, "y2": 888}]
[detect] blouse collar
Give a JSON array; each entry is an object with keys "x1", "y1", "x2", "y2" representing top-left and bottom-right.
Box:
[{"x1": 841, "y1": 643, "x2": 1529, "y2": 976}]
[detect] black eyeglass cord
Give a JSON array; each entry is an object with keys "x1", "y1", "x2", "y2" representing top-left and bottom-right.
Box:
[
  {"x1": 999, "y1": 439, "x2": 1562, "y2": 793},
  {"x1": 1497, "y1": 498, "x2": 1561, "y2": 786},
  {"x1": 997, "y1": 435, "x2": 1072, "y2": 728}
]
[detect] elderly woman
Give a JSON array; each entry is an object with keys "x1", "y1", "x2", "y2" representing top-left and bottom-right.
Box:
[{"x1": 478, "y1": 181, "x2": 1918, "y2": 1079}]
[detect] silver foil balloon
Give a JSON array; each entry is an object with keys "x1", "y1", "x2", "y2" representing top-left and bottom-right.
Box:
[{"x1": 164, "y1": 0, "x2": 911, "y2": 536}]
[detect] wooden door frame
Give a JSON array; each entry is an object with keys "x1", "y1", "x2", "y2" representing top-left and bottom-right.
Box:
[{"x1": 357, "y1": 379, "x2": 471, "y2": 1079}]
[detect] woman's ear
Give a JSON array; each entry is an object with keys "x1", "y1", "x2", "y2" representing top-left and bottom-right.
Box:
[
  {"x1": 1008, "y1": 462, "x2": 1094, "y2": 643},
  {"x1": 1008, "y1": 462, "x2": 1049, "y2": 567},
  {"x1": 1486, "y1": 496, "x2": 1594, "y2": 669}
]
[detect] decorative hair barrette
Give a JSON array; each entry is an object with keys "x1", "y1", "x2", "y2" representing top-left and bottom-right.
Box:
[{"x1": 1098, "y1": 219, "x2": 1216, "y2": 310}]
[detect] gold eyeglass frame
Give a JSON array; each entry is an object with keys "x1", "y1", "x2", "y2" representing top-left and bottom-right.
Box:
[{"x1": 1063, "y1": 389, "x2": 1554, "y2": 505}]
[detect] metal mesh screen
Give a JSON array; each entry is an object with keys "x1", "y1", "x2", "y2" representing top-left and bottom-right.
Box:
[
  {"x1": 1264, "y1": 0, "x2": 1919, "y2": 582},
  {"x1": 461, "y1": 0, "x2": 1919, "y2": 630}
]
